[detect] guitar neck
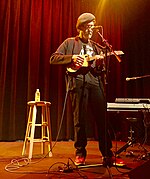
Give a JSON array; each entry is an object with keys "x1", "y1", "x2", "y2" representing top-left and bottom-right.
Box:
[
  {"x1": 67, "y1": 51, "x2": 124, "y2": 73},
  {"x1": 86, "y1": 50, "x2": 124, "y2": 62}
]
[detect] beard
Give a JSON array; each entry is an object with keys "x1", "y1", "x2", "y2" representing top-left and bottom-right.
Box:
[{"x1": 84, "y1": 30, "x2": 93, "y2": 39}]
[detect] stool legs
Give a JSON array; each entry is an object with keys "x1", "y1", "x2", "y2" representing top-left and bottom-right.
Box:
[
  {"x1": 41, "y1": 105, "x2": 52, "y2": 156},
  {"x1": 22, "y1": 105, "x2": 33, "y2": 157},
  {"x1": 28, "y1": 105, "x2": 37, "y2": 159},
  {"x1": 22, "y1": 102, "x2": 52, "y2": 159},
  {"x1": 46, "y1": 105, "x2": 52, "y2": 157}
]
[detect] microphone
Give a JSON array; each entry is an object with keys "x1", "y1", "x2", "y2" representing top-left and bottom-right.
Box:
[
  {"x1": 126, "y1": 74, "x2": 150, "y2": 81},
  {"x1": 126, "y1": 77, "x2": 138, "y2": 81},
  {"x1": 92, "y1": 25, "x2": 102, "y2": 30}
]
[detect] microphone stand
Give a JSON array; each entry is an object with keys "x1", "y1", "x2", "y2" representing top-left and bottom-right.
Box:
[
  {"x1": 97, "y1": 27, "x2": 124, "y2": 167},
  {"x1": 97, "y1": 31, "x2": 122, "y2": 63},
  {"x1": 119, "y1": 74, "x2": 150, "y2": 156},
  {"x1": 126, "y1": 74, "x2": 150, "y2": 81},
  {"x1": 78, "y1": 30, "x2": 130, "y2": 170},
  {"x1": 97, "y1": 30, "x2": 122, "y2": 97},
  {"x1": 78, "y1": 30, "x2": 131, "y2": 172}
]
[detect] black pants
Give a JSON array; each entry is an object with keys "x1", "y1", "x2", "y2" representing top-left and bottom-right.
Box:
[{"x1": 68, "y1": 75, "x2": 113, "y2": 158}]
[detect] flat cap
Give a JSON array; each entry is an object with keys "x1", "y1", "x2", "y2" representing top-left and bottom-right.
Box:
[{"x1": 76, "y1": 13, "x2": 96, "y2": 30}]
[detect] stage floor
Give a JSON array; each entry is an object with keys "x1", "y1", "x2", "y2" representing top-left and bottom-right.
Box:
[{"x1": 0, "y1": 140, "x2": 150, "y2": 178}]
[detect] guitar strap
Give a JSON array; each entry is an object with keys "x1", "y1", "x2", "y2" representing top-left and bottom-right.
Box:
[{"x1": 83, "y1": 44, "x2": 87, "y2": 55}]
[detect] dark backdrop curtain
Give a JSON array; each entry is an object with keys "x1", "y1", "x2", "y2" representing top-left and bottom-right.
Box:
[{"x1": 0, "y1": 0, "x2": 149, "y2": 141}]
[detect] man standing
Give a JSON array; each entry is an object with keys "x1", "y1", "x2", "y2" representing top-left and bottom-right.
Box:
[{"x1": 50, "y1": 13, "x2": 123, "y2": 167}]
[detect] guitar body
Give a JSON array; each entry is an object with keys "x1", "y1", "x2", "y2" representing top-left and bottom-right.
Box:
[
  {"x1": 67, "y1": 54, "x2": 104, "y2": 74},
  {"x1": 67, "y1": 55, "x2": 90, "y2": 73}
]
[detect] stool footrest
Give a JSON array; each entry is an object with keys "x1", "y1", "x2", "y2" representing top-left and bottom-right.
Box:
[{"x1": 26, "y1": 138, "x2": 50, "y2": 142}]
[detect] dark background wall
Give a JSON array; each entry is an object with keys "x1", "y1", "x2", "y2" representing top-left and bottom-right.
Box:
[{"x1": 0, "y1": 0, "x2": 149, "y2": 141}]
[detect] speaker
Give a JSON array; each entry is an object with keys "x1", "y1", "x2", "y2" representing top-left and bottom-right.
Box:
[{"x1": 128, "y1": 160, "x2": 150, "y2": 179}]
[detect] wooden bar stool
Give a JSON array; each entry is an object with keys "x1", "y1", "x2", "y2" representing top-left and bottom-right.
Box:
[{"x1": 22, "y1": 101, "x2": 52, "y2": 159}]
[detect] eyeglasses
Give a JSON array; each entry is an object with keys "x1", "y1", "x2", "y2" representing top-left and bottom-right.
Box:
[{"x1": 85, "y1": 25, "x2": 94, "y2": 29}]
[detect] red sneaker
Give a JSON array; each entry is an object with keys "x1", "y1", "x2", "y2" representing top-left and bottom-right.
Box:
[
  {"x1": 103, "y1": 156, "x2": 126, "y2": 167},
  {"x1": 74, "y1": 156, "x2": 85, "y2": 166},
  {"x1": 112, "y1": 156, "x2": 126, "y2": 167}
]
